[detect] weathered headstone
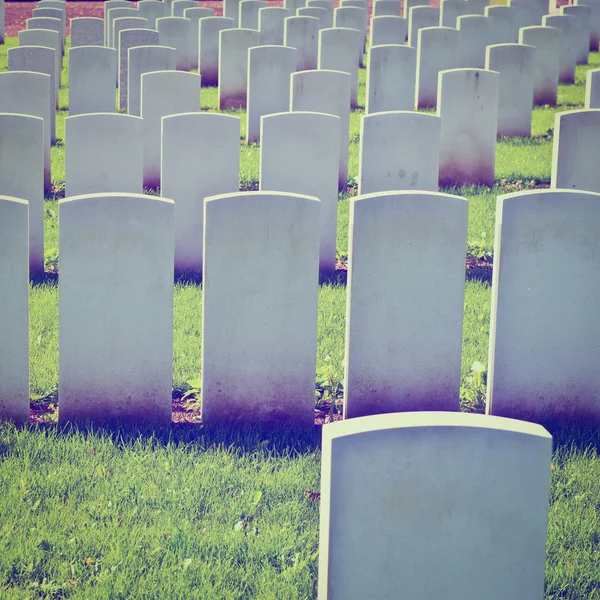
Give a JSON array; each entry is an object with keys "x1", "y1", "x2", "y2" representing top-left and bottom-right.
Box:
[
  {"x1": 585, "y1": 68, "x2": 600, "y2": 108},
  {"x1": 407, "y1": 6, "x2": 440, "y2": 47},
  {"x1": 240, "y1": 0, "x2": 267, "y2": 29},
  {"x1": 59, "y1": 193, "x2": 174, "y2": 427},
  {"x1": 157, "y1": 16, "x2": 192, "y2": 70},
  {"x1": 202, "y1": 191, "x2": 320, "y2": 426},
  {"x1": 260, "y1": 111, "x2": 340, "y2": 272},
  {"x1": 456, "y1": 15, "x2": 494, "y2": 69},
  {"x1": 259, "y1": 7, "x2": 291, "y2": 45},
  {"x1": 369, "y1": 15, "x2": 407, "y2": 46},
  {"x1": 70, "y1": 17, "x2": 104, "y2": 47},
  {"x1": 318, "y1": 412, "x2": 552, "y2": 599},
  {"x1": 284, "y1": 16, "x2": 319, "y2": 70},
  {"x1": 199, "y1": 17, "x2": 235, "y2": 86},
  {"x1": 542, "y1": 15, "x2": 580, "y2": 83},
  {"x1": 183, "y1": 7, "x2": 215, "y2": 69}
]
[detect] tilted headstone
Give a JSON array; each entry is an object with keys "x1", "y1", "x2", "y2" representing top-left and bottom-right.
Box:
[
  {"x1": 485, "y1": 43, "x2": 535, "y2": 137},
  {"x1": 69, "y1": 46, "x2": 117, "y2": 116},
  {"x1": 260, "y1": 111, "x2": 340, "y2": 272},
  {"x1": 137, "y1": 0, "x2": 169, "y2": 29},
  {"x1": 18, "y1": 28, "x2": 61, "y2": 83},
  {"x1": 542, "y1": 15, "x2": 580, "y2": 83},
  {"x1": 560, "y1": 4, "x2": 591, "y2": 64},
  {"x1": 456, "y1": 15, "x2": 494, "y2": 69},
  {"x1": 284, "y1": 16, "x2": 319, "y2": 70},
  {"x1": 518, "y1": 26, "x2": 560, "y2": 106},
  {"x1": 202, "y1": 191, "x2": 320, "y2": 426},
  {"x1": 488, "y1": 189, "x2": 600, "y2": 425},
  {"x1": 369, "y1": 16, "x2": 408, "y2": 46},
  {"x1": 161, "y1": 112, "x2": 240, "y2": 278},
  {"x1": 199, "y1": 17, "x2": 235, "y2": 87},
  {"x1": 0, "y1": 195, "x2": 28, "y2": 425},
  {"x1": 318, "y1": 412, "x2": 552, "y2": 599},
  {"x1": 259, "y1": 7, "x2": 291, "y2": 45},
  {"x1": 141, "y1": 70, "x2": 201, "y2": 187},
  {"x1": 240, "y1": 0, "x2": 267, "y2": 29},
  {"x1": 70, "y1": 17, "x2": 104, "y2": 47},
  {"x1": 334, "y1": 6, "x2": 367, "y2": 65},
  {"x1": 407, "y1": 6, "x2": 440, "y2": 47},
  {"x1": 218, "y1": 28, "x2": 260, "y2": 109},
  {"x1": 367, "y1": 44, "x2": 416, "y2": 114},
  {"x1": 157, "y1": 16, "x2": 192, "y2": 71},
  {"x1": 585, "y1": 68, "x2": 600, "y2": 108},
  {"x1": 0, "y1": 114, "x2": 44, "y2": 279},
  {"x1": 172, "y1": 0, "x2": 197, "y2": 17},
  {"x1": 106, "y1": 7, "x2": 138, "y2": 47},
  {"x1": 438, "y1": 68, "x2": 499, "y2": 187},
  {"x1": 247, "y1": 45, "x2": 297, "y2": 143},
  {"x1": 183, "y1": 7, "x2": 215, "y2": 69},
  {"x1": 59, "y1": 193, "x2": 174, "y2": 427},
  {"x1": 359, "y1": 112, "x2": 441, "y2": 195},
  {"x1": 291, "y1": 69, "x2": 351, "y2": 190},
  {"x1": 373, "y1": 0, "x2": 401, "y2": 17}
]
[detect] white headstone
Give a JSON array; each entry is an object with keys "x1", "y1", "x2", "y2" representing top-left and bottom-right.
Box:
[
  {"x1": 240, "y1": 0, "x2": 267, "y2": 29},
  {"x1": 542, "y1": 15, "x2": 580, "y2": 83},
  {"x1": 308, "y1": 0, "x2": 335, "y2": 24},
  {"x1": 456, "y1": 15, "x2": 494, "y2": 68},
  {"x1": 104, "y1": 0, "x2": 132, "y2": 44},
  {"x1": 114, "y1": 18, "x2": 149, "y2": 81},
  {"x1": 157, "y1": 16, "x2": 192, "y2": 70},
  {"x1": 247, "y1": 45, "x2": 297, "y2": 143},
  {"x1": 404, "y1": 0, "x2": 429, "y2": 18},
  {"x1": 141, "y1": 70, "x2": 201, "y2": 187},
  {"x1": 585, "y1": 68, "x2": 600, "y2": 108},
  {"x1": 59, "y1": 193, "x2": 174, "y2": 427},
  {"x1": 560, "y1": 4, "x2": 591, "y2": 64},
  {"x1": 291, "y1": 69, "x2": 351, "y2": 190},
  {"x1": 344, "y1": 190, "x2": 466, "y2": 418},
  {"x1": 359, "y1": 112, "x2": 441, "y2": 195},
  {"x1": 137, "y1": 0, "x2": 169, "y2": 29},
  {"x1": 32, "y1": 7, "x2": 65, "y2": 44},
  {"x1": 172, "y1": 0, "x2": 197, "y2": 17},
  {"x1": 106, "y1": 7, "x2": 138, "y2": 47},
  {"x1": 484, "y1": 5, "x2": 523, "y2": 44},
  {"x1": 225, "y1": 0, "x2": 242, "y2": 26},
  {"x1": 128, "y1": 45, "x2": 176, "y2": 116},
  {"x1": 318, "y1": 412, "x2": 552, "y2": 599},
  {"x1": 369, "y1": 15, "x2": 407, "y2": 45},
  {"x1": 183, "y1": 7, "x2": 215, "y2": 69},
  {"x1": 0, "y1": 114, "x2": 44, "y2": 279},
  {"x1": 440, "y1": 0, "x2": 470, "y2": 28},
  {"x1": 0, "y1": 0, "x2": 4, "y2": 44},
  {"x1": 438, "y1": 68, "x2": 499, "y2": 187},
  {"x1": 284, "y1": 16, "x2": 319, "y2": 70},
  {"x1": 259, "y1": 7, "x2": 291, "y2": 45},
  {"x1": 218, "y1": 28, "x2": 260, "y2": 109},
  {"x1": 485, "y1": 43, "x2": 535, "y2": 137},
  {"x1": 260, "y1": 111, "x2": 340, "y2": 272},
  {"x1": 373, "y1": 0, "x2": 401, "y2": 16},
  {"x1": 284, "y1": 0, "x2": 307, "y2": 13},
  {"x1": 69, "y1": 45, "x2": 117, "y2": 116},
  {"x1": 298, "y1": 6, "x2": 331, "y2": 30},
  {"x1": 415, "y1": 26, "x2": 459, "y2": 109},
  {"x1": 518, "y1": 26, "x2": 560, "y2": 106},
  {"x1": 162, "y1": 112, "x2": 240, "y2": 278},
  {"x1": 575, "y1": 0, "x2": 600, "y2": 51},
  {"x1": 202, "y1": 191, "x2": 320, "y2": 426},
  {"x1": 488, "y1": 189, "x2": 600, "y2": 424},
  {"x1": 18, "y1": 28, "x2": 61, "y2": 84},
  {"x1": 334, "y1": 6, "x2": 367, "y2": 65},
  {"x1": 199, "y1": 17, "x2": 235, "y2": 87},
  {"x1": 367, "y1": 44, "x2": 416, "y2": 114},
  {"x1": 507, "y1": 0, "x2": 541, "y2": 28},
  {"x1": 26, "y1": 17, "x2": 62, "y2": 56},
  {"x1": 71, "y1": 17, "x2": 104, "y2": 47},
  {"x1": 407, "y1": 6, "x2": 440, "y2": 47}
]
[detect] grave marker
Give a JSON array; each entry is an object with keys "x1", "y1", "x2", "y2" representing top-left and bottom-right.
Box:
[
  {"x1": 456, "y1": 15, "x2": 494, "y2": 69},
  {"x1": 284, "y1": 16, "x2": 319, "y2": 70},
  {"x1": 138, "y1": 0, "x2": 170, "y2": 28},
  {"x1": 585, "y1": 68, "x2": 600, "y2": 108},
  {"x1": 106, "y1": 7, "x2": 138, "y2": 47},
  {"x1": 373, "y1": 0, "x2": 401, "y2": 17},
  {"x1": 369, "y1": 15, "x2": 407, "y2": 46},
  {"x1": 70, "y1": 17, "x2": 104, "y2": 47},
  {"x1": 183, "y1": 7, "x2": 215, "y2": 69},
  {"x1": 199, "y1": 17, "x2": 235, "y2": 87},
  {"x1": 18, "y1": 28, "x2": 61, "y2": 85},
  {"x1": 240, "y1": 0, "x2": 267, "y2": 29},
  {"x1": 407, "y1": 6, "x2": 440, "y2": 47},
  {"x1": 542, "y1": 15, "x2": 580, "y2": 83},
  {"x1": 157, "y1": 16, "x2": 192, "y2": 70},
  {"x1": 259, "y1": 7, "x2": 291, "y2": 45}
]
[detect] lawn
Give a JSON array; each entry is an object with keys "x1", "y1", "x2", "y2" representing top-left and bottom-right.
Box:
[{"x1": 0, "y1": 35, "x2": 599, "y2": 599}]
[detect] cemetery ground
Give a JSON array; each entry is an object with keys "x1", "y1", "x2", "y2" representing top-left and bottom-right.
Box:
[{"x1": 1, "y1": 26, "x2": 600, "y2": 600}]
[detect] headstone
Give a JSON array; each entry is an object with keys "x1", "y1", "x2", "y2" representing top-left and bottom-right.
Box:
[
  {"x1": 128, "y1": 45, "x2": 176, "y2": 116},
  {"x1": 65, "y1": 114, "x2": 143, "y2": 197},
  {"x1": 104, "y1": 0, "x2": 132, "y2": 44},
  {"x1": 183, "y1": 7, "x2": 215, "y2": 69},
  {"x1": 318, "y1": 27, "x2": 361, "y2": 108},
  {"x1": 69, "y1": 46, "x2": 117, "y2": 116},
  {"x1": 224, "y1": 0, "x2": 241, "y2": 26},
  {"x1": 484, "y1": 5, "x2": 522, "y2": 44},
  {"x1": 291, "y1": 70, "x2": 351, "y2": 190},
  {"x1": 240, "y1": 0, "x2": 267, "y2": 29},
  {"x1": 172, "y1": 0, "x2": 197, "y2": 17},
  {"x1": 404, "y1": 0, "x2": 429, "y2": 18},
  {"x1": 119, "y1": 28, "x2": 159, "y2": 111},
  {"x1": 488, "y1": 189, "x2": 600, "y2": 424},
  {"x1": 507, "y1": 0, "x2": 541, "y2": 29},
  {"x1": 359, "y1": 113, "x2": 441, "y2": 195},
  {"x1": 575, "y1": 0, "x2": 600, "y2": 51},
  {"x1": 585, "y1": 68, "x2": 600, "y2": 108},
  {"x1": 106, "y1": 7, "x2": 138, "y2": 47},
  {"x1": 71, "y1": 17, "x2": 104, "y2": 47},
  {"x1": 114, "y1": 17, "x2": 149, "y2": 69},
  {"x1": 440, "y1": 0, "x2": 470, "y2": 28},
  {"x1": 202, "y1": 191, "x2": 320, "y2": 426},
  {"x1": 32, "y1": 7, "x2": 65, "y2": 46},
  {"x1": 542, "y1": 15, "x2": 580, "y2": 83},
  {"x1": 218, "y1": 28, "x2": 260, "y2": 109},
  {"x1": 260, "y1": 111, "x2": 340, "y2": 272},
  {"x1": 334, "y1": 6, "x2": 367, "y2": 65},
  {"x1": 284, "y1": 16, "x2": 319, "y2": 70},
  {"x1": 141, "y1": 70, "x2": 202, "y2": 187},
  {"x1": 137, "y1": 0, "x2": 169, "y2": 29},
  {"x1": 59, "y1": 193, "x2": 174, "y2": 427},
  {"x1": 161, "y1": 113, "x2": 240, "y2": 278},
  {"x1": 408, "y1": 6, "x2": 440, "y2": 47},
  {"x1": 307, "y1": 0, "x2": 335, "y2": 24},
  {"x1": 18, "y1": 28, "x2": 61, "y2": 87},
  {"x1": 466, "y1": 0, "x2": 488, "y2": 14},
  {"x1": 456, "y1": 15, "x2": 494, "y2": 68},
  {"x1": 369, "y1": 16, "x2": 408, "y2": 46},
  {"x1": 26, "y1": 17, "x2": 62, "y2": 56},
  {"x1": 259, "y1": 7, "x2": 291, "y2": 45},
  {"x1": 0, "y1": 114, "x2": 44, "y2": 279},
  {"x1": 199, "y1": 17, "x2": 235, "y2": 87},
  {"x1": 298, "y1": 6, "x2": 332, "y2": 30},
  {"x1": 285, "y1": 0, "x2": 307, "y2": 11},
  {"x1": 438, "y1": 68, "x2": 499, "y2": 187},
  {"x1": 415, "y1": 26, "x2": 459, "y2": 109},
  {"x1": 247, "y1": 45, "x2": 297, "y2": 143},
  {"x1": 485, "y1": 43, "x2": 535, "y2": 137},
  {"x1": 318, "y1": 412, "x2": 552, "y2": 599},
  {"x1": 0, "y1": 72, "x2": 52, "y2": 193},
  {"x1": 373, "y1": 0, "x2": 401, "y2": 16},
  {"x1": 560, "y1": 4, "x2": 591, "y2": 64},
  {"x1": 366, "y1": 44, "x2": 416, "y2": 113},
  {"x1": 518, "y1": 26, "x2": 560, "y2": 106},
  {"x1": 157, "y1": 16, "x2": 192, "y2": 71}
]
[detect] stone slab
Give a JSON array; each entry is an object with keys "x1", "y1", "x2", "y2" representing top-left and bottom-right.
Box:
[
  {"x1": 457, "y1": 15, "x2": 494, "y2": 69},
  {"x1": 407, "y1": 5, "x2": 440, "y2": 47},
  {"x1": 157, "y1": 16, "x2": 192, "y2": 71},
  {"x1": 71, "y1": 17, "x2": 104, "y2": 47},
  {"x1": 106, "y1": 6, "x2": 138, "y2": 47},
  {"x1": 585, "y1": 68, "x2": 600, "y2": 107},
  {"x1": 284, "y1": 16, "x2": 319, "y2": 70},
  {"x1": 138, "y1": 0, "x2": 169, "y2": 28},
  {"x1": 183, "y1": 7, "x2": 215, "y2": 69},
  {"x1": 373, "y1": 0, "x2": 401, "y2": 16},
  {"x1": 240, "y1": 0, "x2": 267, "y2": 29},
  {"x1": 370, "y1": 15, "x2": 407, "y2": 45},
  {"x1": 542, "y1": 15, "x2": 580, "y2": 83},
  {"x1": 18, "y1": 28, "x2": 61, "y2": 87},
  {"x1": 259, "y1": 7, "x2": 291, "y2": 45},
  {"x1": 199, "y1": 17, "x2": 235, "y2": 87}
]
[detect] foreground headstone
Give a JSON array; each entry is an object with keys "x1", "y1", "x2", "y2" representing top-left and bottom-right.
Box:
[
  {"x1": 369, "y1": 15, "x2": 407, "y2": 45},
  {"x1": 488, "y1": 189, "x2": 600, "y2": 424},
  {"x1": 542, "y1": 15, "x2": 579, "y2": 83},
  {"x1": 0, "y1": 196, "x2": 28, "y2": 425},
  {"x1": 485, "y1": 43, "x2": 535, "y2": 137},
  {"x1": 586, "y1": 68, "x2": 600, "y2": 108},
  {"x1": 359, "y1": 113, "x2": 441, "y2": 194},
  {"x1": 284, "y1": 16, "x2": 319, "y2": 70},
  {"x1": 65, "y1": 113, "x2": 144, "y2": 197},
  {"x1": 199, "y1": 17, "x2": 235, "y2": 87},
  {"x1": 367, "y1": 44, "x2": 415, "y2": 113},
  {"x1": 71, "y1": 17, "x2": 104, "y2": 47},
  {"x1": 0, "y1": 115, "x2": 44, "y2": 279},
  {"x1": 518, "y1": 26, "x2": 560, "y2": 106},
  {"x1": 259, "y1": 7, "x2": 291, "y2": 45},
  {"x1": 407, "y1": 5, "x2": 440, "y2": 46},
  {"x1": 157, "y1": 16, "x2": 192, "y2": 70},
  {"x1": 456, "y1": 15, "x2": 493, "y2": 69},
  {"x1": 291, "y1": 69, "x2": 351, "y2": 190},
  {"x1": 551, "y1": 109, "x2": 600, "y2": 192},
  {"x1": 438, "y1": 68, "x2": 499, "y2": 187},
  {"x1": 183, "y1": 7, "x2": 215, "y2": 69},
  {"x1": 318, "y1": 412, "x2": 552, "y2": 599},
  {"x1": 141, "y1": 70, "x2": 201, "y2": 187},
  {"x1": 0, "y1": 72, "x2": 52, "y2": 193},
  {"x1": 202, "y1": 191, "x2": 319, "y2": 426},
  {"x1": 59, "y1": 193, "x2": 174, "y2": 427},
  {"x1": 162, "y1": 113, "x2": 240, "y2": 278},
  {"x1": 247, "y1": 45, "x2": 297, "y2": 143},
  {"x1": 260, "y1": 112, "x2": 340, "y2": 272}
]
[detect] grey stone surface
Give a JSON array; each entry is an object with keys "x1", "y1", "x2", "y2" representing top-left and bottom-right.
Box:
[
  {"x1": 285, "y1": 0, "x2": 307, "y2": 12},
  {"x1": 484, "y1": 5, "x2": 524, "y2": 44},
  {"x1": 373, "y1": 0, "x2": 401, "y2": 16},
  {"x1": 104, "y1": 0, "x2": 132, "y2": 45},
  {"x1": 70, "y1": 17, "x2": 104, "y2": 47},
  {"x1": 199, "y1": 17, "x2": 235, "y2": 86},
  {"x1": 32, "y1": 7, "x2": 65, "y2": 45},
  {"x1": 18, "y1": 28, "x2": 61, "y2": 84},
  {"x1": 240, "y1": 0, "x2": 267, "y2": 29},
  {"x1": 585, "y1": 67, "x2": 600, "y2": 107},
  {"x1": 298, "y1": 6, "x2": 331, "y2": 30},
  {"x1": 26, "y1": 17, "x2": 62, "y2": 56},
  {"x1": 334, "y1": 6, "x2": 367, "y2": 65},
  {"x1": 370, "y1": 15, "x2": 407, "y2": 45},
  {"x1": 183, "y1": 7, "x2": 215, "y2": 69},
  {"x1": 137, "y1": 0, "x2": 169, "y2": 29},
  {"x1": 106, "y1": 7, "x2": 138, "y2": 47},
  {"x1": 202, "y1": 191, "x2": 320, "y2": 426},
  {"x1": 560, "y1": 4, "x2": 591, "y2": 64},
  {"x1": 259, "y1": 7, "x2": 290, "y2": 45},
  {"x1": 157, "y1": 16, "x2": 192, "y2": 70},
  {"x1": 172, "y1": 0, "x2": 197, "y2": 17},
  {"x1": 407, "y1": 5, "x2": 440, "y2": 46},
  {"x1": 224, "y1": 0, "x2": 241, "y2": 26},
  {"x1": 456, "y1": 15, "x2": 494, "y2": 68},
  {"x1": 575, "y1": 0, "x2": 600, "y2": 51},
  {"x1": 403, "y1": 0, "x2": 428, "y2": 18},
  {"x1": 284, "y1": 16, "x2": 319, "y2": 70},
  {"x1": 542, "y1": 15, "x2": 580, "y2": 83},
  {"x1": 440, "y1": 0, "x2": 471, "y2": 28},
  {"x1": 59, "y1": 193, "x2": 174, "y2": 427},
  {"x1": 0, "y1": 0, "x2": 4, "y2": 44}
]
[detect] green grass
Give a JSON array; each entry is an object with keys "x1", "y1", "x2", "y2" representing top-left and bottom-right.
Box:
[{"x1": 1, "y1": 33, "x2": 600, "y2": 599}]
